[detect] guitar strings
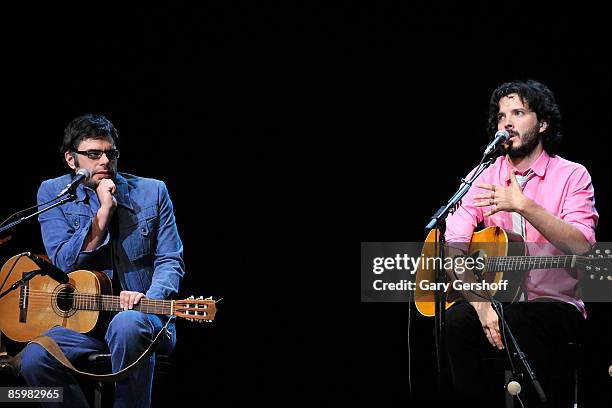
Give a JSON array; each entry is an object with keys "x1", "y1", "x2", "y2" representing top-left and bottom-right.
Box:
[
  {"x1": 19, "y1": 292, "x2": 168, "y2": 303},
  {"x1": 14, "y1": 289, "x2": 211, "y2": 312},
  {"x1": 14, "y1": 291, "x2": 181, "y2": 313},
  {"x1": 20, "y1": 297, "x2": 208, "y2": 310},
  {"x1": 20, "y1": 288, "x2": 212, "y2": 303},
  {"x1": 486, "y1": 255, "x2": 584, "y2": 269}
]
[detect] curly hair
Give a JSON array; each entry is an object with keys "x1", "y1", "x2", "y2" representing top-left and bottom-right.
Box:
[
  {"x1": 61, "y1": 114, "x2": 119, "y2": 153},
  {"x1": 487, "y1": 80, "x2": 562, "y2": 156}
]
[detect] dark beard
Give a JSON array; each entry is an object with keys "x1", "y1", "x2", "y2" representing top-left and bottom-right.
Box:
[{"x1": 507, "y1": 125, "x2": 541, "y2": 159}]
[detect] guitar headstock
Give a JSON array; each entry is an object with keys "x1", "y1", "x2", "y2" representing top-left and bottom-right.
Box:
[
  {"x1": 584, "y1": 249, "x2": 612, "y2": 281},
  {"x1": 174, "y1": 296, "x2": 217, "y2": 323}
]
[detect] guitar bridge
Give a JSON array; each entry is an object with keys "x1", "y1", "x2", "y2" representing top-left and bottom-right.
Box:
[{"x1": 19, "y1": 274, "x2": 29, "y2": 323}]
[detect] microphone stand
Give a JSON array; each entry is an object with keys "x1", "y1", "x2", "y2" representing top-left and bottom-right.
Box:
[
  {"x1": 0, "y1": 193, "x2": 76, "y2": 365},
  {"x1": 0, "y1": 193, "x2": 76, "y2": 296},
  {"x1": 424, "y1": 154, "x2": 496, "y2": 393},
  {"x1": 0, "y1": 193, "x2": 76, "y2": 236},
  {"x1": 471, "y1": 267, "x2": 548, "y2": 403},
  {"x1": 0, "y1": 249, "x2": 71, "y2": 374}
]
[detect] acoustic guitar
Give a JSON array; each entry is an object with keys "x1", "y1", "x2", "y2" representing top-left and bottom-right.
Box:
[
  {"x1": 414, "y1": 226, "x2": 611, "y2": 317},
  {"x1": 0, "y1": 254, "x2": 217, "y2": 342}
]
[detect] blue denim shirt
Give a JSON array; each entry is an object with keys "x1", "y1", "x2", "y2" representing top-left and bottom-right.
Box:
[{"x1": 37, "y1": 172, "x2": 185, "y2": 300}]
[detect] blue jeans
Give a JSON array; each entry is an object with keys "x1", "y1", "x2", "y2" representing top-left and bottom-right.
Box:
[{"x1": 20, "y1": 311, "x2": 176, "y2": 408}]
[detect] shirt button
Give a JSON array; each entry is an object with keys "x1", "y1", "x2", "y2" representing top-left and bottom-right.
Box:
[{"x1": 74, "y1": 220, "x2": 79, "y2": 227}]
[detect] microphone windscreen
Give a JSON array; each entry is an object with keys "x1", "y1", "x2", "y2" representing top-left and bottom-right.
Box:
[
  {"x1": 507, "y1": 380, "x2": 521, "y2": 396},
  {"x1": 495, "y1": 129, "x2": 510, "y2": 141},
  {"x1": 76, "y1": 168, "x2": 92, "y2": 180}
]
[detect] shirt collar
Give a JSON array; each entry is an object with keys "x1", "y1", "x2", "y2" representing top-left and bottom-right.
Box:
[{"x1": 504, "y1": 149, "x2": 550, "y2": 183}]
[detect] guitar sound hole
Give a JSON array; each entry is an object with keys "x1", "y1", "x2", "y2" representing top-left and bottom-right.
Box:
[{"x1": 55, "y1": 287, "x2": 75, "y2": 313}]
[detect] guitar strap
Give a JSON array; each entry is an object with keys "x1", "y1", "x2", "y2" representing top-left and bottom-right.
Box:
[{"x1": 0, "y1": 317, "x2": 171, "y2": 382}]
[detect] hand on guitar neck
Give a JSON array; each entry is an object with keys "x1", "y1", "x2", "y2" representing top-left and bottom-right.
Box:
[{"x1": 119, "y1": 291, "x2": 145, "y2": 311}]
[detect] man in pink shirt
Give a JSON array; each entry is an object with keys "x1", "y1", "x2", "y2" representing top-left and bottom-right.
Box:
[{"x1": 444, "y1": 80, "x2": 598, "y2": 407}]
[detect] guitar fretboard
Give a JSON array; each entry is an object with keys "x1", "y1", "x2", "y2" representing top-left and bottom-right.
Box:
[
  {"x1": 486, "y1": 255, "x2": 581, "y2": 271},
  {"x1": 72, "y1": 294, "x2": 173, "y2": 314}
]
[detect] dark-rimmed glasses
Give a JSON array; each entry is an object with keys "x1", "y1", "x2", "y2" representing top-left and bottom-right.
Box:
[{"x1": 73, "y1": 149, "x2": 120, "y2": 160}]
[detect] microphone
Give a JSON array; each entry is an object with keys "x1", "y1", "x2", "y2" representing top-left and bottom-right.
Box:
[
  {"x1": 25, "y1": 253, "x2": 69, "y2": 284},
  {"x1": 56, "y1": 168, "x2": 91, "y2": 198},
  {"x1": 483, "y1": 130, "x2": 510, "y2": 157}
]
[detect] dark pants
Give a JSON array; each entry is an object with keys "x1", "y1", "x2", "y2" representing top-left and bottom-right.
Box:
[{"x1": 445, "y1": 299, "x2": 584, "y2": 408}]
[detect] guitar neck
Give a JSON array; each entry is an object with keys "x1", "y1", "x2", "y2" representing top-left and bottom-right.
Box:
[
  {"x1": 73, "y1": 294, "x2": 174, "y2": 315},
  {"x1": 486, "y1": 255, "x2": 582, "y2": 271}
]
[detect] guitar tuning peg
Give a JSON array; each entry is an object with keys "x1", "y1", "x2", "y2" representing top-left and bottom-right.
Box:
[
  {"x1": 590, "y1": 274, "x2": 595, "y2": 280},
  {"x1": 595, "y1": 267, "x2": 601, "y2": 272},
  {"x1": 198, "y1": 296, "x2": 204, "y2": 300},
  {"x1": 586, "y1": 266, "x2": 592, "y2": 271},
  {"x1": 188, "y1": 295, "x2": 194, "y2": 300},
  {"x1": 605, "y1": 249, "x2": 610, "y2": 254},
  {"x1": 595, "y1": 250, "x2": 601, "y2": 254}
]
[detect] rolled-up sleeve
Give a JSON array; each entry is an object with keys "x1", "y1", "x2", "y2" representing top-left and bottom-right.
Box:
[
  {"x1": 560, "y1": 166, "x2": 598, "y2": 246},
  {"x1": 145, "y1": 181, "x2": 185, "y2": 300}
]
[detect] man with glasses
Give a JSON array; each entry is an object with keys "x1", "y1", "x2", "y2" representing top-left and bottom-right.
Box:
[{"x1": 19, "y1": 114, "x2": 185, "y2": 408}]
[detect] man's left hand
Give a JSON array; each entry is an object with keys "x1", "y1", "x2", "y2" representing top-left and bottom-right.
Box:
[
  {"x1": 474, "y1": 171, "x2": 530, "y2": 217},
  {"x1": 119, "y1": 291, "x2": 145, "y2": 311}
]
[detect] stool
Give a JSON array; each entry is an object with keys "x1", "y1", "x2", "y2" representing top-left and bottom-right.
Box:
[{"x1": 85, "y1": 352, "x2": 174, "y2": 408}]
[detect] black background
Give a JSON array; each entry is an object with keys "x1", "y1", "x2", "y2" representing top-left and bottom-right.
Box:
[{"x1": 1, "y1": 2, "x2": 611, "y2": 407}]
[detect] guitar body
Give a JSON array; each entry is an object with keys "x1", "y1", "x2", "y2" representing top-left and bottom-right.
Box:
[
  {"x1": 0, "y1": 254, "x2": 111, "y2": 342},
  {"x1": 415, "y1": 226, "x2": 525, "y2": 317}
]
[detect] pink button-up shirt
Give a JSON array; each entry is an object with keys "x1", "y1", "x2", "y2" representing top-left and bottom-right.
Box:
[{"x1": 446, "y1": 150, "x2": 598, "y2": 317}]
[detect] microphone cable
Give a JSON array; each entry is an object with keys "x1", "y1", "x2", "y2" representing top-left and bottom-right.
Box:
[{"x1": 407, "y1": 278, "x2": 413, "y2": 398}]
